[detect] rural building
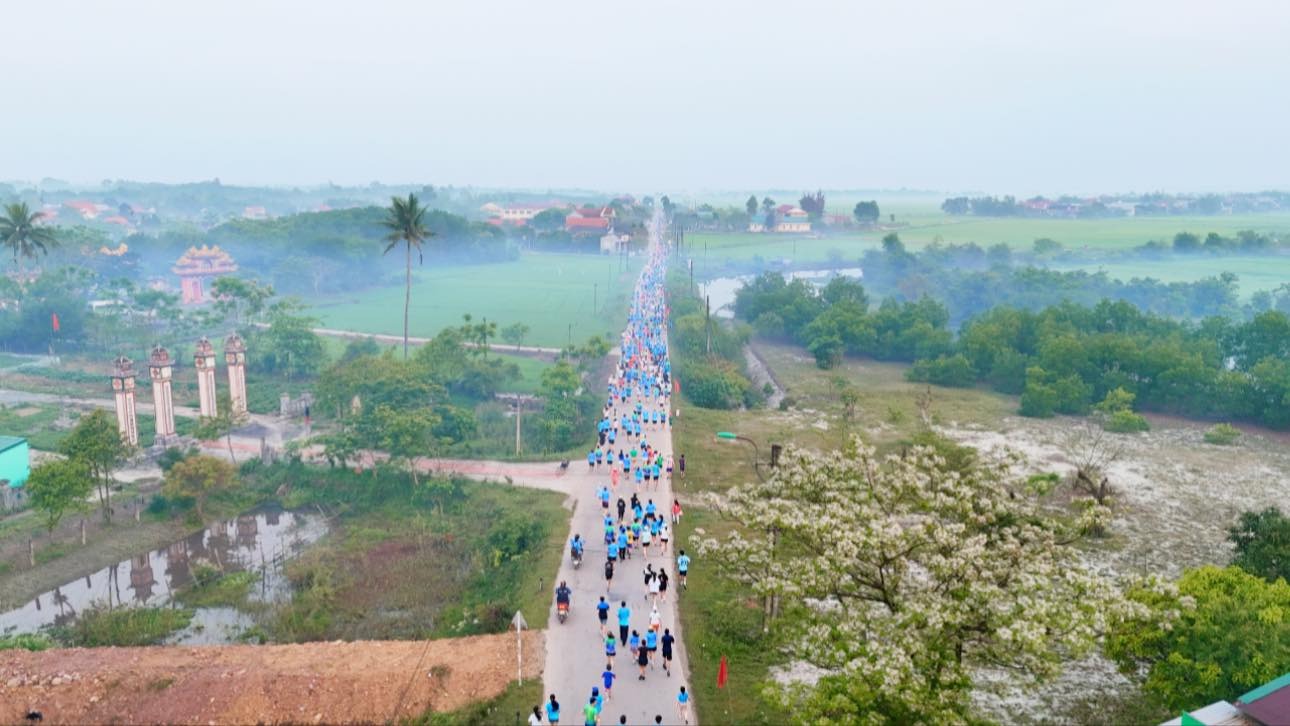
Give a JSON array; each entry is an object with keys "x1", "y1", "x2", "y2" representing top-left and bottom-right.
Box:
[
  {"x1": 600, "y1": 233, "x2": 630, "y2": 254},
  {"x1": 63, "y1": 200, "x2": 109, "y2": 220},
  {"x1": 566, "y1": 205, "x2": 615, "y2": 234},
  {"x1": 0, "y1": 436, "x2": 31, "y2": 511},
  {"x1": 242, "y1": 206, "x2": 270, "y2": 220},
  {"x1": 747, "y1": 217, "x2": 766, "y2": 232},
  {"x1": 749, "y1": 205, "x2": 812, "y2": 233},
  {"x1": 173, "y1": 245, "x2": 239, "y2": 304},
  {"x1": 480, "y1": 201, "x2": 566, "y2": 226},
  {"x1": 1162, "y1": 670, "x2": 1290, "y2": 725}
]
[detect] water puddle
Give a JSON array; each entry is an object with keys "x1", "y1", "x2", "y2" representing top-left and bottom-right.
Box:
[{"x1": 0, "y1": 508, "x2": 328, "y2": 644}]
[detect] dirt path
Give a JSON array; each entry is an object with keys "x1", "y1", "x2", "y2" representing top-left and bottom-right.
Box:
[
  {"x1": 1, "y1": 632, "x2": 544, "y2": 725},
  {"x1": 744, "y1": 344, "x2": 785, "y2": 409}
]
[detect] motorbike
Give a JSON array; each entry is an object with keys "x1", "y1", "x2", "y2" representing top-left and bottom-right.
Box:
[
  {"x1": 571, "y1": 546, "x2": 583, "y2": 569},
  {"x1": 557, "y1": 601, "x2": 570, "y2": 624}
]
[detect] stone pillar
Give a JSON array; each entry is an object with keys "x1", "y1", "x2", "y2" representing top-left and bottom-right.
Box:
[
  {"x1": 110, "y1": 355, "x2": 139, "y2": 447},
  {"x1": 224, "y1": 333, "x2": 248, "y2": 415},
  {"x1": 194, "y1": 337, "x2": 218, "y2": 418},
  {"x1": 148, "y1": 345, "x2": 178, "y2": 449}
]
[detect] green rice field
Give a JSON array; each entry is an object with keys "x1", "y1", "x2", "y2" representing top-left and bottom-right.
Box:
[
  {"x1": 686, "y1": 197, "x2": 1290, "y2": 264},
  {"x1": 1052, "y1": 255, "x2": 1290, "y2": 298},
  {"x1": 309, "y1": 252, "x2": 643, "y2": 347}
]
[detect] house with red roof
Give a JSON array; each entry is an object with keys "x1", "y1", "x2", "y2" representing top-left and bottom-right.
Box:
[
  {"x1": 64, "y1": 200, "x2": 107, "y2": 220},
  {"x1": 565, "y1": 205, "x2": 615, "y2": 234}
]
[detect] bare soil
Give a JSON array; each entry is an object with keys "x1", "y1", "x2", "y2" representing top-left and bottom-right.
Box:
[{"x1": 1, "y1": 632, "x2": 544, "y2": 725}]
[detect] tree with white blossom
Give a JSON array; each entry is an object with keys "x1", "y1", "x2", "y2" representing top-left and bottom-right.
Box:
[{"x1": 692, "y1": 437, "x2": 1135, "y2": 724}]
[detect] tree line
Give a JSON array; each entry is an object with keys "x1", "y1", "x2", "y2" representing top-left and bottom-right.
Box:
[{"x1": 734, "y1": 269, "x2": 1290, "y2": 428}]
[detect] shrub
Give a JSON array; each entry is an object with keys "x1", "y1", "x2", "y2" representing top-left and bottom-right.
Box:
[
  {"x1": 906, "y1": 354, "x2": 976, "y2": 388},
  {"x1": 1204, "y1": 423, "x2": 1241, "y2": 445},
  {"x1": 681, "y1": 357, "x2": 751, "y2": 410},
  {"x1": 1104, "y1": 409, "x2": 1150, "y2": 433},
  {"x1": 56, "y1": 606, "x2": 194, "y2": 647},
  {"x1": 0, "y1": 633, "x2": 55, "y2": 651}
]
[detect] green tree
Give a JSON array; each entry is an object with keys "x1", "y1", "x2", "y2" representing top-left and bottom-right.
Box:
[
  {"x1": 745, "y1": 195, "x2": 758, "y2": 217},
  {"x1": 1095, "y1": 387, "x2": 1150, "y2": 433},
  {"x1": 1108, "y1": 565, "x2": 1290, "y2": 711},
  {"x1": 0, "y1": 202, "x2": 59, "y2": 265},
  {"x1": 501, "y1": 322, "x2": 530, "y2": 350},
  {"x1": 381, "y1": 193, "x2": 433, "y2": 359},
  {"x1": 1172, "y1": 231, "x2": 1201, "y2": 253},
  {"x1": 193, "y1": 393, "x2": 247, "y2": 463},
  {"x1": 1228, "y1": 508, "x2": 1290, "y2": 582},
  {"x1": 26, "y1": 458, "x2": 92, "y2": 532},
  {"x1": 210, "y1": 277, "x2": 274, "y2": 328},
  {"x1": 530, "y1": 207, "x2": 567, "y2": 233},
  {"x1": 370, "y1": 404, "x2": 440, "y2": 489},
  {"x1": 162, "y1": 454, "x2": 237, "y2": 519},
  {"x1": 59, "y1": 409, "x2": 131, "y2": 522},
  {"x1": 852, "y1": 200, "x2": 880, "y2": 224}
]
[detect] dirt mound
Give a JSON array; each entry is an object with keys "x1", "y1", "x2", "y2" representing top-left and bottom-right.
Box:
[{"x1": 0, "y1": 631, "x2": 543, "y2": 724}]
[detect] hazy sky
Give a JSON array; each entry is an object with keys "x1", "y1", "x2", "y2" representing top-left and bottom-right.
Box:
[{"x1": 5, "y1": 0, "x2": 1289, "y2": 194}]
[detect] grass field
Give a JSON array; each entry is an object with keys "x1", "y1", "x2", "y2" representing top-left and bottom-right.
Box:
[
  {"x1": 1052, "y1": 254, "x2": 1290, "y2": 298},
  {"x1": 685, "y1": 212, "x2": 1290, "y2": 267},
  {"x1": 309, "y1": 252, "x2": 644, "y2": 348}
]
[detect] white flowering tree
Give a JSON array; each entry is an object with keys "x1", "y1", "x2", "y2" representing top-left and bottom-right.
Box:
[{"x1": 693, "y1": 438, "x2": 1132, "y2": 724}]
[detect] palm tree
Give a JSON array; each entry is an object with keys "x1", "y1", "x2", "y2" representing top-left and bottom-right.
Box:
[
  {"x1": 381, "y1": 194, "x2": 433, "y2": 359},
  {"x1": 0, "y1": 202, "x2": 58, "y2": 268}
]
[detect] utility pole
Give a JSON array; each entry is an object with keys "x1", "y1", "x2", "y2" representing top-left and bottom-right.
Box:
[
  {"x1": 514, "y1": 400, "x2": 522, "y2": 455},
  {"x1": 593, "y1": 283, "x2": 597, "y2": 314},
  {"x1": 705, "y1": 294, "x2": 711, "y2": 354}
]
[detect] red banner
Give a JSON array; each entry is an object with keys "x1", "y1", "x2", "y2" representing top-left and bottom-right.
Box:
[
  {"x1": 51, "y1": 313, "x2": 60, "y2": 332},
  {"x1": 717, "y1": 655, "x2": 728, "y2": 688}
]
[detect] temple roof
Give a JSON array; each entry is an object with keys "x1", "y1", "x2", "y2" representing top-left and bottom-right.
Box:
[{"x1": 173, "y1": 245, "x2": 238, "y2": 275}]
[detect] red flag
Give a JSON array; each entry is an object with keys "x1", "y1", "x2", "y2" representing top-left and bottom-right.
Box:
[
  {"x1": 51, "y1": 313, "x2": 60, "y2": 332},
  {"x1": 717, "y1": 655, "x2": 728, "y2": 688}
]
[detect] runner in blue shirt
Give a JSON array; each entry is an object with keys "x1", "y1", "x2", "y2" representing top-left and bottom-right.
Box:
[
  {"x1": 616, "y1": 601, "x2": 631, "y2": 644},
  {"x1": 546, "y1": 694, "x2": 561, "y2": 725},
  {"x1": 677, "y1": 550, "x2": 690, "y2": 589},
  {"x1": 601, "y1": 665, "x2": 616, "y2": 699}
]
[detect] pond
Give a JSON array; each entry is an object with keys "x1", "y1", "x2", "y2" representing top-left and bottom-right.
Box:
[
  {"x1": 0, "y1": 508, "x2": 328, "y2": 645},
  {"x1": 699, "y1": 267, "x2": 863, "y2": 318}
]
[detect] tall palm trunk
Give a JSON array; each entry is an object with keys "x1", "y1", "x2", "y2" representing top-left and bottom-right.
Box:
[{"x1": 404, "y1": 241, "x2": 411, "y2": 360}]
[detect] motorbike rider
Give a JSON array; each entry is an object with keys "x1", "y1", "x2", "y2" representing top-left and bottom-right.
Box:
[
  {"x1": 555, "y1": 580, "x2": 572, "y2": 609},
  {"x1": 570, "y1": 534, "x2": 585, "y2": 562}
]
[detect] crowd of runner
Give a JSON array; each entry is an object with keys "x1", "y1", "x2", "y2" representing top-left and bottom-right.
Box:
[{"x1": 541, "y1": 239, "x2": 693, "y2": 726}]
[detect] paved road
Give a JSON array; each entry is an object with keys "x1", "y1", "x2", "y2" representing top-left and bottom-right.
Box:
[{"x1": 540, "y1": 216, "x2": 694, "y2": 726}]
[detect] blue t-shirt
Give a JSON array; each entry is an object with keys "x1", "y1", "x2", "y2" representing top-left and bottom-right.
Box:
[
  {"x1": 607, "y1": 542, "x2": 619, "y2": 558},
  {"x1": 617, "y1": 606, "x2": 631, "y2": 626},
  {"x1": 645, "y1": 630, "x2": 657, "y2": 648},
  {"x1": 597, "y1": 600, "x2": 610, "y2": 616},
  {"x1": 678, "y1": 691, "x2": 689, "y2": 704},
  {"x1": 602, "y1": 670, "x2": 616, "y2": 689},
  {"x1": 678, "y1": 554, "x2": 690, "y2": 573},
  {"x1": 546, "y1": 701, "x2": 560, "y2": 721}
]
